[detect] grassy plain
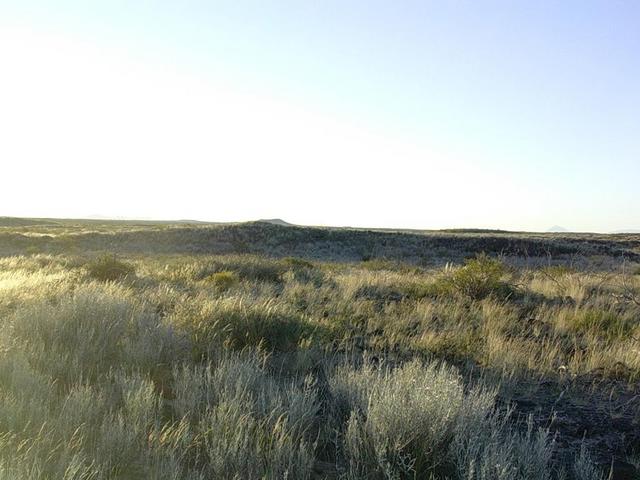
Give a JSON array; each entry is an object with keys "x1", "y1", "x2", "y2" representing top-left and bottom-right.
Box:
[{"x1": 0, "y1": 219, "x2": 638, "y2": 479}]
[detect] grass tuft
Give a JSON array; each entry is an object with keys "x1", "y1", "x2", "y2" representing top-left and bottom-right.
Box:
[
  {"x1": 204, "y1": 271, "x2": 239, "y2": 291},
  {"x1": 84, "y1": 254, "x2": 135, "y2": 282}
]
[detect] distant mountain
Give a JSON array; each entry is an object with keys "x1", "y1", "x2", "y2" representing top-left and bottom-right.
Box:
[
  {"x1": 256, "y1": 218, "x2": 295, "y2": 227},
  {"x1": 547, "y1": 225, "x2": 569, "y2": 233}
]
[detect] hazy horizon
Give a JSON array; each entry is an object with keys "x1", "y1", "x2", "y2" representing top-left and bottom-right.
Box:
[
  {"x1": 2, "y1": 1, "x2": 639, "y2": 233},
  {"x1": 3, "y1": 213, "x2": 640, "y2": 234}
]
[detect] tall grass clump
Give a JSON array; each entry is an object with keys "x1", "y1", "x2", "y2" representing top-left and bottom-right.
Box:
[
  {"x1": 171, "y1": 353, "x2": 318, "y2": 479},
  {"x1": 8, "y1": 283, "x2": 183, "y2": 384},
  {"x1": 204, "y1": 271, "x2": 239, "y2": 291},
  {"x1": 169, "y1": 298, "x2": 317, "y2": 358},
  {"x1": 85, "y1": 254, "x2": 135, "y2": 282},
  {"x1": 202, "y1": 256, "x2": 285, "y2": 283},
  {"x1": 563, "y1": 307, "x2": 633, "y2": 340},
  {"x1": 282, "y1": 258, "x2": 326, "y2": 287}
]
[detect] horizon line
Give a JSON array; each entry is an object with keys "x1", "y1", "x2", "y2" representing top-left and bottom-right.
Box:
[{"x1": 2, "y1": 215, "x2": 639, "y2": 235}]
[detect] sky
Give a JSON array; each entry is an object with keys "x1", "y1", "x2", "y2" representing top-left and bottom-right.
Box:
[{"x1": 1, "y1": 1, "x2": 639, "y2": 232}]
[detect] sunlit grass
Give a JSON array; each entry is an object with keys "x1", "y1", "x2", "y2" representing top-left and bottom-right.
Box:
[{"x1": 0, "y1": 246, "x2": 632, "y2": 478}]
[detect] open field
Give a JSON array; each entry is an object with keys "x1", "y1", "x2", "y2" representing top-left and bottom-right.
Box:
[{"x1": 0, "y1": 219, "x2": 639, "y2": 479}]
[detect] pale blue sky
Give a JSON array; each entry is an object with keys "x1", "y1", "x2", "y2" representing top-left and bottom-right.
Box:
[{"x1": 1, "y1": 1, "x2": 638, "y2": 232}]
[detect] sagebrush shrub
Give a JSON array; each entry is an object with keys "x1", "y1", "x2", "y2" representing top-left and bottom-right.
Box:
[
  {"x1": 332, "y1": 360, "x2": 465, "y2": 477},
  {"x1": 453, "y1": 413, "x2": 554, "y2": 480},
  {"x1": 572, "y1": 442, "x2": 608, "y2": 480}
]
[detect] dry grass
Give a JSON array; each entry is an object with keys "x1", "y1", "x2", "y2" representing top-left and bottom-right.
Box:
[{"x1": 0, "y1": 248, "x2": 633, "y2": 478}]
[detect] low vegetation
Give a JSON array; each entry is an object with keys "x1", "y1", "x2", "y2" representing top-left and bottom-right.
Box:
[
  {"x1": 0, "y1": 222, "x2": 638, "y2": 478},
  {"x1": 204, "y1": 270, "x2": 239, "y2": 291},
  {"x1": 428, "y1": 253, "x2": 515, "y2": 300},
  {"x1": 84, "y1": 254, "x2": 136, "y2": 282}
]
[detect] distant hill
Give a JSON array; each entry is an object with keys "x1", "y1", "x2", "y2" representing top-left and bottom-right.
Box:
[
  {"x1": 611, "y1": 229, "x2": 640, "y2": 234},
  {"x1": 0, "y1": 217, "x2": 59, "y2": 227},
  {"x1": 547, "y1": 225, "x2": 569, "y2": 233},
  {"x1": 256, "y1": 218, "x2": 295, "y2": 227},
  {"x1": 1, "y1": 218, "x2": 639, "y2": 262}
]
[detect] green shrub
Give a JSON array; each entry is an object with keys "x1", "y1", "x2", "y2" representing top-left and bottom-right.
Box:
[
  {"x1": 451, "y1": 255, "x2": 508, "y2": 299},
  {"x1": 431, "y1": 254, "x2": 513, "y2": 300},
  {"x1": 85, "y1": 254, "x2": 135, "y2": 282},
  {"x1": 204, "y1": 271, "x2": 239, "y2": 291}
]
